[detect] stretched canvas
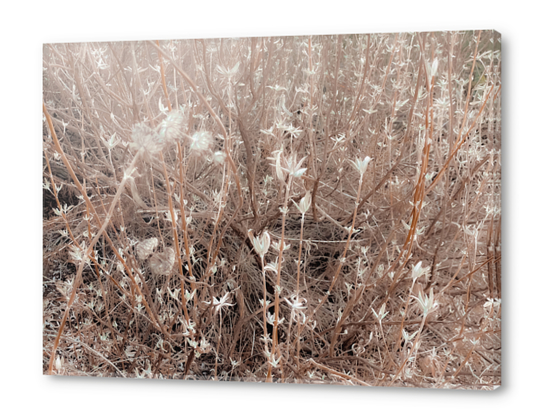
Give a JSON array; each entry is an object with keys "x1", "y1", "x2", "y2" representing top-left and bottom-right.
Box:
[{"x1": 43, "y1": 30, "x2": 501, "y2": 389}]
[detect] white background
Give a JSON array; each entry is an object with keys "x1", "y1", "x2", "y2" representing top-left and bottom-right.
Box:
[{"x1": 0, "y1": 1, "x2": 536, "y2": 418}]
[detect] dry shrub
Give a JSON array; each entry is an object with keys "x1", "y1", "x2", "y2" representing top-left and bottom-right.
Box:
[{"x1": 43, "y1": 30, "x2": 501, "y2": 388}]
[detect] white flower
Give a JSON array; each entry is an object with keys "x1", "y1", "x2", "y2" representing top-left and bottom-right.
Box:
[
  {"x1": 53, "y1": 203, "x2": 71, "y2": 217},
  {"x1": 285, "y1": 294, "x2": 307, "y2": 323},
  {"x1": 412, "y1": 261, "x2": 429, "y2": 280},
  {"x1": 272, "y1": 241, "x2": 290, "y2": 252},
  {"x1": 264, "y1": 258, "x2": 279, "y2": 273},
  {"x1": 103, "y1": 132, "x2": 120, "y2": 150},
  {"x1": 268, "y1": 150, "x2": 307, "y2": 181},
  {"x1": 282, "y1": 124, "x2": 303, "y2": 138},
  {"x1": 267, "y1": 312, "x2": 285, "y2": 325},
  {"x1": 207, "y1": 292, "x2": 234, "y2": 314},
  {"x1": 293, "y1": 192, "x2": 312, "y2": 215},
  {"x1": 249, "y1": 230, "x2": 271, "y2": 258},
  {"x1": 269, "y1": 149, "x2": 286, "y2": 182},
  {"x1": 350, "y1": 156, "x2": 372, "y2": 176},
  {"x1": 402, "y1": 329, "x2": 417, "y2": 342},
  {"x1": 69, "y1": 244, "x2": 90, "y2": 266},
  {"x1": 372, "y1": 303, "x2": 389, "y2": 322},
  {"x1": 216, "y1": 62, "x2": 240, "y2": 79},
  {"x1": 269, "y1": 353, "x2": 282, "y2": 368},
  {"x1": 260, "y1": 127, "x2": 275, "y2": 137},
  {"x1": 259, "y1": 298, "x2": 271, "y2": 309},
  {"x1": 283, "y1": 154, "x2": 307, "y2": 178},
  {"x1": 484, "y1": 298, "x2": 501, "y2": 311},
  {"x1": 168, "y1": 287, "x2": 180, "y2": 300},
  {"x1": 285, "y1": 295, "x2": 307, "y2": 311},
  {"x1": 181, "y1": 318, "x2": 196, "y2": 336},
  {"x1": 185, "y1": 289, "x2": 197, "y2": 302},
  {"x1": 412, "y1": 288, "x2": 438, "y2": 317}
]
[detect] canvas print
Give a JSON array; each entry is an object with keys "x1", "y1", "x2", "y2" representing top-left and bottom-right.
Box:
[{"x1": 43, "y1": 30, "x2": 501, "y2": 388}]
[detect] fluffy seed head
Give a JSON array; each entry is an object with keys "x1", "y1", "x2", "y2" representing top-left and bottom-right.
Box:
[
  {"x1": 136, "y1": 238, "x2": 159, "y2": 260},
  {"x1": 190, "y1": 131, "x2": 213, "y2": 154},
  {"x1": 149, "y1": 247, "x2": 175, "y2": 275},
  {"x1": 158, "y1": 109, "x2": 185, "y2": 143},
  {"x1": 130, "y1": 123, "x2": 163, "y2": 155}
]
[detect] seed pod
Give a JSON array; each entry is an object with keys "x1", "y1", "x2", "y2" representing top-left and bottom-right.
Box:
[
  {"x1": 149, "y1": 247, "x2": 175, "y2": 275},
  {"x1": 136, "y1": 238, "x2": 159, "y2": 261}
]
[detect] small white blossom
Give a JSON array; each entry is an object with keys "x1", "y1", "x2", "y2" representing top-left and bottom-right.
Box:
[
  {"x1": 269, "y1": 353, "x2": 282, "y2": 368},
  {"x1": 216, "y1": 62, "x2": 240, "y2": 79},
  {"x1": 293, "y1": 192, "x2": 312, "y2": 215},
  {"x1": 412, "y1": 288, "x2": 438, "y2": 317},
  {"x1": 269, "y1": 150, "x2": 307, "y2": 181},
  {"x1": 103, "y1": 132, "x2": 121, "y2": 150},
  {"x1": 351, "y1": 156, "x2": 372, "y2": 176},
  {"x1": 402, "y1": 329, "x2": 418, "y2": 342},
  {"x1": 412, "y1": 261, "x2": 429, "y2": 280},
  {"x1": 206, "y1": 292, "x2": 234, "y2": 314},
  {"x1": 264, "y1": 258, "x2": 279, "y2": 273},
  {"x1": 272, "y1": 241, "x2": 290, "y2": 252},
  {"x1": 372, "y1": 303, "x2": 389, "y2": 322},
  {"x1": 69, "y1": 244, "x2": 90, "y2": 266},
  {"x1": 267, "y1": 312, "x2": 285, "y2": 325},
  {"x1": 249, "y1": 230, "x2": 271, "y2": 258},
  {"x1": 269, "y1": 149, "x2": 286, "y2": 182},
  {"x1": 285, "y1": 295, "x2": 307, "y2": 323}
]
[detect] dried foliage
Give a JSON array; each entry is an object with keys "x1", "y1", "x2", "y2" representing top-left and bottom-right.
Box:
[{"x1": 43, "y1": 31, "x2": 501, "y2": 388}]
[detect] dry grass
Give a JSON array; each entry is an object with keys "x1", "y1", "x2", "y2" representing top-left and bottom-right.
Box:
[{"x1": 43, "y1": 30, "x2": 501, "y2": 388}]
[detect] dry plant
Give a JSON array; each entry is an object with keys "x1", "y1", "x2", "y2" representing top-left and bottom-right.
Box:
[{"x1": 43, "y1": 30, "x2": 501, "y2": 389}]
